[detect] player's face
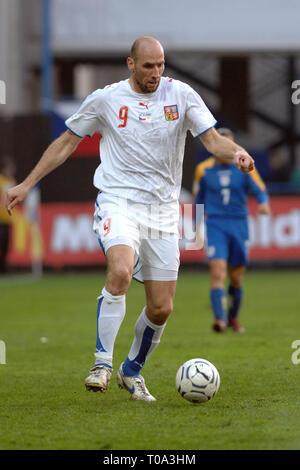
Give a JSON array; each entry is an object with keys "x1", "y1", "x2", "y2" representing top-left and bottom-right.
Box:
[{"x1": 129, "y1": 44, "x2": 165, "y2": 94}]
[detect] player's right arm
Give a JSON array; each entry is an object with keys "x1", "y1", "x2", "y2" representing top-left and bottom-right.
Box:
[
  {"x1": 199, "y1": 128, "x2": 254, "y2": 173},
  {"x1": 5, "y1": 130, "x2": 82, "y2": 215}
]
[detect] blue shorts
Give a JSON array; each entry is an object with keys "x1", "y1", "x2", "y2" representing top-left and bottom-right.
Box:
[{"x1": 205, "y1": 216, "x2": 249, "y2": 266}]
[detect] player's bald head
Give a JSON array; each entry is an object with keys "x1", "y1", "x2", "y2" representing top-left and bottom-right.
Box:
[
  {"x1": 127, "y1": 36, "x2": 165, "y2": 93},
  {"x1": 130, "y1": 36, "x2": 164, "y2": 62}
]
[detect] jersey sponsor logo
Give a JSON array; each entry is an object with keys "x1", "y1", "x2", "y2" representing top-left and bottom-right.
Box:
[
  {"x1": 164, "y1": 104, "x2": 179, "y2": 121},
  {"x1": 139, "y1": 112, "x2": 152, "y2": 121}
]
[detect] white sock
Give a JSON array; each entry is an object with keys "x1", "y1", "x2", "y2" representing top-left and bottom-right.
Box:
[
  {"x1": 94, "y1": 287, "x2": 126, "y2": 369},
  {"x1": 122, "y1": 307, "x2": 166, "y2": 376}
]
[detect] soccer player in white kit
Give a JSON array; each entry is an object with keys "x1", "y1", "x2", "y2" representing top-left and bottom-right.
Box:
[{"x1": 5, "y1": 36, "x2": 254, "y2": 401}]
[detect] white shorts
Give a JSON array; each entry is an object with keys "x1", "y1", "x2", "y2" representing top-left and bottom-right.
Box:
[{"x1": 93, "y1": 192, "x2": 180, "y2": 282}]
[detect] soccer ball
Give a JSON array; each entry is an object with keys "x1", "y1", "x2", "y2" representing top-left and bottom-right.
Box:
[{"x1": 176, "y1": 358, "x2": 220, "y2": 403}]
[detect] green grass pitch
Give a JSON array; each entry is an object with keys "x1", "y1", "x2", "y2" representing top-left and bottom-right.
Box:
[{"x1": 0, "y1": 269, "x2": 300, "y2": 450}]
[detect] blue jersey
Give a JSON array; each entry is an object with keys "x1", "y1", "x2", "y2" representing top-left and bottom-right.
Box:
[
  {"x1": 194, "y1": 157, "x2": 269, "y2": 217},
  {"x1": 193, "y1": 157, "x2": 269, "y2": 265}
]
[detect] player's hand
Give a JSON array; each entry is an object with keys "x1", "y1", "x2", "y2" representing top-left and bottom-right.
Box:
[
  {"x1": 258, "y1": 203, "x2": 270, "y2": 215},
  {"x1": 233, "y1": 151, "x2": 255, "y2": 173},
  {"x1": 4, "y1": 183, "x2": 30, "y2": 216}
]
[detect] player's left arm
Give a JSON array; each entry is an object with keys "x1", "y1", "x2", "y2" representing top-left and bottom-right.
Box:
[
  {"x1": 199, "y1": 127, "x2": 254, "y2": 173},
  {"x1": 247, "y1": 169, "x2": 271, "y2": 215}
]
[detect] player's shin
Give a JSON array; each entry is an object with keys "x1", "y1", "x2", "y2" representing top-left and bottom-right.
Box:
[
  {"x1": 94, "y1": 287, "x2": 126, "y2": 369},
  {"x1": 210, "y1": 288, "x2": 226, "y2": 320},
  {"x1": 227, "y1": 285, "x2": 243, "y2": 319},
  {"x1": 122, "y1": 307, "x2": 166, "y2": 376}
]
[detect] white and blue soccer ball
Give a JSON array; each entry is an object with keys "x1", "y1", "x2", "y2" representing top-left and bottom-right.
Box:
[{"x1": 176, "y1": 358, "x2": 220, "y2": 403}]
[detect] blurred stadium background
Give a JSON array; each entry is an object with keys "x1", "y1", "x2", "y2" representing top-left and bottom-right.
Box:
[{"x1": 1, "y1": 0, "x2": 300, "y2": 274}]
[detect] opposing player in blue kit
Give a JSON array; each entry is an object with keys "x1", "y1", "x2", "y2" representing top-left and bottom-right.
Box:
[{"x1": 194, "y1": 128, "x2": 270, "y2": 333}]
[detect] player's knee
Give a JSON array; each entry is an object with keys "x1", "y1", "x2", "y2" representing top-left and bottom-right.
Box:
[
  {"x1": 107, "y1": 264, "x2": 132, "y2": 295},
  {"x1": 211, "y1": 267, "x2": 226, "y2": 285},
  {"x1": 147, "y1": 299, "x2": 173, "y2": 325},
  {"x1": 230, "y1": 275, "x2": 243, "y2": 288},
  {"x1": 229, "y1": 267, "x2": 245, "y2": 288}
]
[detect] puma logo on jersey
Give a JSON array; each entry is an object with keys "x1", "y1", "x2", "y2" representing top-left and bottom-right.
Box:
[{"x1": 139, "y1": 102, "x2": 151, "y2": 120}]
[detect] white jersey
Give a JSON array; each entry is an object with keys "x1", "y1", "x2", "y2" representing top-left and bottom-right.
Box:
[{"x1": 65, "y1": 77, "x2": 216, "y2": 205}]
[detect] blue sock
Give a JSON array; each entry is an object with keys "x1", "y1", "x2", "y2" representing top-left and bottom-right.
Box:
[
  {"x1": 210, "y1": 288, "x2": 226, "y2": 320},
  {"x1": 122, "y1": 326, "x2": 155, "y2": 376},
  {"x1": 228, "y1": 285, "x2": 243, "y2": 319},
  {"x1": 122, "y1": 308, "x2": 165, "y2": 377}
]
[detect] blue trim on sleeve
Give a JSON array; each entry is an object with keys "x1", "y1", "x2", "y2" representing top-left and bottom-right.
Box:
[
  {"x1": 65, "y1": 124, "x2": 84, "y2": 138},
  {"x1": 194, "y1": 121, "x2": 217, "y2": 139},
  {"x1": 65, "y1": 123, "x2": 92, "y2": 139}
]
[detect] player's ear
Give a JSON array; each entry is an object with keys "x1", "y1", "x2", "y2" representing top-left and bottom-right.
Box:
[{"x1": 127, "y1": 57, "x2": 135, "y2": 73}]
